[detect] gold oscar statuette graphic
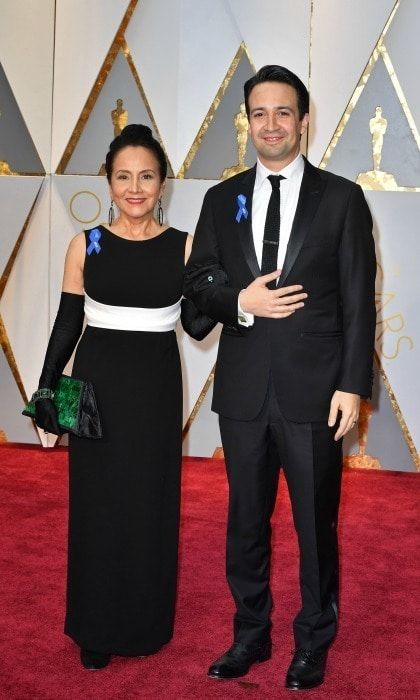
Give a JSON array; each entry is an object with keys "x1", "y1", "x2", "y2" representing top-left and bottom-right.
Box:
[
  {"x1": 357, "y1": 106, "x2": 398, "y2": 190},
  {"x1": 344, "y1": 400, "x2": 381, "y2": 469},
  {"x1": 111, "y1": 98, "x2": 128, "y2": 137},
  {"x1": 0, "y1": 429, "x2": 7, "y2": 443},
  {"x1": 0, "y1": 160, "x2": 14, "y2": 175},
  {"x1": 99, "y1": 99, "x2": 129, "y2": 175},
  {"x1": 222, "y1": 103, "x2": 250, "y2": 180}
]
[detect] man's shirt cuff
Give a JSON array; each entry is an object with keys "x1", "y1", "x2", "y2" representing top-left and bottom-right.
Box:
[{"x1": 238, "y1": 293, "x2": 254, "y2": 327}]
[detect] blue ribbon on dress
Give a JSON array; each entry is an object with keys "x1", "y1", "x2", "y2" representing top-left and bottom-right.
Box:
[
  {"x1": 235, "y1": 194, "x2": 248, "y2": 223},
  {"x1": 87, "y1": 228, "x2": 102, "y2": 255}
]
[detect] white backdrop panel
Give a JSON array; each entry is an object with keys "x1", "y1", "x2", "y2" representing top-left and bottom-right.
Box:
[
  {"x1": 164, "y1": 178, "x2": 218, "y2": 237},
  {"x1": 0, "y1": 352, "x2": 38, "y2": 444},
  {"x1": 0, "y1": 177, "x2": 43, "y2": 276},
  {"x1": 52, "y1": 0, "x2": 131, "y2": 172},
  {"x1": 50, "y1": 176, "x2": 110, "y2": 319},
  {"x1": 0, "y1": 179, "x2": 50, "y2": 401},
  {"x1": 126, "y1": 0, "x2": 242, "y2": 174},
  {"x1": 368, "y1": 191, "x2": 420, "y2": 451},
  {"x1": 177, "y1": 324, "x2": 220, "y2": 428},
  {"x1": 183, "y1": 378, "x2": 221, "y2": 457},
  {"x1": 227, "y1": 0, "x2": 310, "y2": 79},
  {"x1": 166, "y1": 179, "x2": 221, "y2": 424},
  {"x1": 0, "y1": 0, "x2": 55, "y2": 169},
  {"x1": 309, "y1": 0, "x2": 396, "y2": 166}
]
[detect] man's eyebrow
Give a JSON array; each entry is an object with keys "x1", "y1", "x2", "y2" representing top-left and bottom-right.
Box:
[{"x1": 250, "y1": 105, "x2": 293, "y2": 112}]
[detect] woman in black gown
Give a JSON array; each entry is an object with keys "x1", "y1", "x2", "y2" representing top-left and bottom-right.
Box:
[{"x1": 33, "y1": 125, "x2": 194, "y2": 669}]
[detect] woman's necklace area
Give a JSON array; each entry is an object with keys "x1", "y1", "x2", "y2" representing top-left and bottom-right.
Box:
[{"x1": 112, "y1": 218, "x2": 162, "y2": 241}]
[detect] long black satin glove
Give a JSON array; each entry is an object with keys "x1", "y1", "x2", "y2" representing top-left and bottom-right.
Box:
[{"x1": 34, "y1": 292, "x2": 85, "y2": 435}]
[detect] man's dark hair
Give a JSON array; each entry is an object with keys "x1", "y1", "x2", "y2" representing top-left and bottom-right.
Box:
[
  {"x1": 105, "y1": 124, "x2": 167, "y2": 182},
  {"x1": 244, "y1": 65, "x2": 309, "y2": 120}
]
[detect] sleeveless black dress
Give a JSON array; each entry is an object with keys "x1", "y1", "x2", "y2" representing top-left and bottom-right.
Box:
[{"x1": 64, "y1": 225, "x2": 187, "y2": 656}]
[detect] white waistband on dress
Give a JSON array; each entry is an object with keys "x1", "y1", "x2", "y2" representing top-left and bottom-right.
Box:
[{"x1": 84, "y1": 292, "x2": 181, "y2": 332}]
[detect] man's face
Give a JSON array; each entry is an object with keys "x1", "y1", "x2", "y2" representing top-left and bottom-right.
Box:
[{"x1": 248, "y1": 81, "x2": 309, "y2": 169}]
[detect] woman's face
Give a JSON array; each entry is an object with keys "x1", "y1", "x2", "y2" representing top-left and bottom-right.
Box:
[{"x1": 109, "y1": 145, "x2": 163, "y2": 222}]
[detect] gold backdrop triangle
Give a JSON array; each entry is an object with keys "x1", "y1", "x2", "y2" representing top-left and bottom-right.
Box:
[
  {"x1": 177, "y1": 42, "x2": 256, "y2": 179},
  {"x1": 319, "y1": 0, "x2": 419, "y2": 192},
  {"x1": 182, "y1": 366, "x2": 215, "y2": 441}
]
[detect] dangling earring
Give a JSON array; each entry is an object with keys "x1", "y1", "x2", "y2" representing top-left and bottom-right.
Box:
[
  {"x1": 157, "y1": 198, "x2": 164, "y2": 226},
  {"x1": 108, "y1": 200, "x2": 115, "y2": 226}
]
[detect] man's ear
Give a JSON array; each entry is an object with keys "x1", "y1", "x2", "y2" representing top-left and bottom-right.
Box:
[{"x1": 300, "y1": 113, "x2": 309, "y2": 135}]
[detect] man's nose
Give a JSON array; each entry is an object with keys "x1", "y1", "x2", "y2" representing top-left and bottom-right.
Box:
[{"x1": 266, "y1": 113, "x2": 278, "y2": 131}]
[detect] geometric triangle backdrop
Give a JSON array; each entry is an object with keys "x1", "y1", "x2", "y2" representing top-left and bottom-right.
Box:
[{"x1": 0, "y1": 64, "x2": 44, "y2": 175}]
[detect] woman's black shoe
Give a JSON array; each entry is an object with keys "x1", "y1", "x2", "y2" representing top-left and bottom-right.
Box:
[{"x1": 80, "y1": 648, "x2": 111, "y2": 670}]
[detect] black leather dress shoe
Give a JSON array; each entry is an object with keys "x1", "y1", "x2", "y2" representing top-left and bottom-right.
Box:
[
  {"x1": 80, "y1": 648, "x2": 111, "y2": 670},
  {"x1": 285, "y1": 648, "x2": 327, "y2": 690},
  {"x1": 208, "y1": 641, "x2": 272, "y2": 679}
]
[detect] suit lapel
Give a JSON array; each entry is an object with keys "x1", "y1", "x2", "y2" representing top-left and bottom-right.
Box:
[
  {"x1": 234, "y1": 166, "x2": 260, "y2": 278},
  {"x1": 277, "y1": 158, "x2": 326, "y2": 287}
]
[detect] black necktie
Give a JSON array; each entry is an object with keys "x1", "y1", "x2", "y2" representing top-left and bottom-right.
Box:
[{"x1": 261, "y1": 174, "x2": 285, "y2": 289}]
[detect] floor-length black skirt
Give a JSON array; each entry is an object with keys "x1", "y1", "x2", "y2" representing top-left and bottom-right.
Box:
[{"x1": 65, "y1": 325, "x2": 182, "y2": 655}]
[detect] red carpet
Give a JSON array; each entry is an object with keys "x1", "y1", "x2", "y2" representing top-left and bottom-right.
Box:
[{"x1": 0, "y1": 445, "x2": 418, "y2": 699}]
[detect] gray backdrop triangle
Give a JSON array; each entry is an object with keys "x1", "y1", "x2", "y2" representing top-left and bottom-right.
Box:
[
  {"x1": 0, "y1": 63, "x2": 45, "y2": 174},
  {"x1": 185, "y1": 53, "x2": 256, "y2": 179},
  {"x1": 325, "y1": 56, "x2": 420, "y2": 186},
  {"x1": 65, "y1": 50, "x2": 173, "y2": 176},
  {"x1": 343, "y1": 363, "x2": 415, "y2": 471}
]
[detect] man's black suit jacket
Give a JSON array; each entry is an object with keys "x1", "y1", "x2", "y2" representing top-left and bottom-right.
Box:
[{"x1": 184, "y1": 158, "x2": 377, "y2": 423}]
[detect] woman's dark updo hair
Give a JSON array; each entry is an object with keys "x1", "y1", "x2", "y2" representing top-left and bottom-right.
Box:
[{"x1": 105, "y1": 124, "x2": 167, "y2": 183}]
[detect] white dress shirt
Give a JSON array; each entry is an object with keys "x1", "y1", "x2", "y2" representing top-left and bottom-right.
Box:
[{"x1": 238, "y1": 153, "x2": 305, "y2": 326}]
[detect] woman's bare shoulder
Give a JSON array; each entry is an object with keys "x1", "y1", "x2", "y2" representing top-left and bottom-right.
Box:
[{"x1": 184, "y1": 233, "x2": 193, "y2": 263}]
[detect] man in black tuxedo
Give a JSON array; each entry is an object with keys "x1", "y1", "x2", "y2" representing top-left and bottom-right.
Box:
[{"x1": 184, "y1": 65, "x2": 376, "y2": 690}]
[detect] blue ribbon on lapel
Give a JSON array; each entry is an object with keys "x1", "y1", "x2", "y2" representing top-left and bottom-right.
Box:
[{"x1": 235, "y1": 194, "x2": 248, "y2": 223}]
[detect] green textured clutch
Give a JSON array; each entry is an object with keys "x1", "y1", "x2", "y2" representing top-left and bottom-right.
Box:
[{"x1": 23, "y1": 375, "x2": 102, "y2": 439}]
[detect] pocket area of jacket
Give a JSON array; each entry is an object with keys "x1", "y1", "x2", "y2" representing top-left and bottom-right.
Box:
[
  {"x1": 300, "y1": 331, "x2": 343, "y2": 338},
  {"x1": 221, "y1": 325, "x2": 243, "y2": 337}
]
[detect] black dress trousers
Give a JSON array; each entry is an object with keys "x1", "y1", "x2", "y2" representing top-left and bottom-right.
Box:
[{"x1": 219, "y1": 378, "x2": 342, "y2": 653}]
